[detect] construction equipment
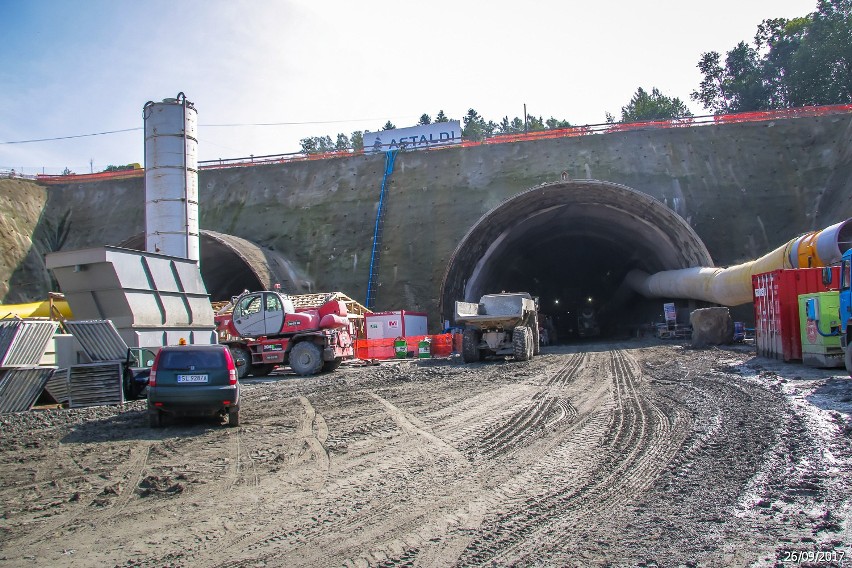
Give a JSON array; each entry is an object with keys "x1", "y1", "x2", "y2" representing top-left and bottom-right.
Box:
[
  {"x1": 817, "y1": 250, "x2": 852, "y2": 375},
  {"x1": 215, "y1": 290, "x2": 354, "y2": 378},
  {"x1": 455, "y1": 293, "x2": 539, "y2": 363}
]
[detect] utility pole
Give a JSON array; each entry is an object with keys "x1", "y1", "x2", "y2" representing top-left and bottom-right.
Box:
[
  {"x1": 89, "y1": 159, "x2": 93, "y2": 173},
  {"x1": 523, "y1": 103, "x2": 528, "y2": 133}
]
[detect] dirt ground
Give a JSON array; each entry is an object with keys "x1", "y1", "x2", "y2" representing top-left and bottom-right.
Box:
[{"x1": 1, "y1": 340, "x2": 851, "y2": 567}]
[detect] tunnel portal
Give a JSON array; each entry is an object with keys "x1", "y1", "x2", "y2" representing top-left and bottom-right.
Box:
[
  {"x1": 119, "y1": 230, "x2": 314, "y2": 301},
  {"x1": 440, "y1": 180, "x2": 714, "y2": 339}
]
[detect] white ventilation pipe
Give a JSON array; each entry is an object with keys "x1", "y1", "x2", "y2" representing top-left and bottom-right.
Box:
[{"x1": 627, "y1": 219, "x2": 852, "y2": 306}]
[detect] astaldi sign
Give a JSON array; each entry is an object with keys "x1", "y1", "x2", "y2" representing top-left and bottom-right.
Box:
[{"x1": 364, "y1": 121, "x2": 461, "y2": 154}]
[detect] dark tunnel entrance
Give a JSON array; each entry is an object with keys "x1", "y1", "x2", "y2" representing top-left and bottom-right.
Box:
[
  {"x1": 440, "y1": 180, "x2": 714, "y2": 341},
  {"x1": 118, "y1": 230, "x2": 314, "y2": 302}
]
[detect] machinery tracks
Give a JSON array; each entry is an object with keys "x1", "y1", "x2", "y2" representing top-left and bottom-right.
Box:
[{"x1": 1, "y1": 343, "x2": 842, "y2": 568}]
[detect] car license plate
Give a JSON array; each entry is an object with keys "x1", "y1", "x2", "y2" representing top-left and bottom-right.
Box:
[{"x1": 177, "y1": 374, "x2": 208, "y2": 383}]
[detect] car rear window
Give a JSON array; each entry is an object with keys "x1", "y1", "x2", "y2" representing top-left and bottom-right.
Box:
[{"x1": 158, "y1": 349, "x2": 226, "y2": 370}]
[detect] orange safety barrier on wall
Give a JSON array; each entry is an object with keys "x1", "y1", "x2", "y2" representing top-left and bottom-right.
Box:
[
  {"x1": 32, "y1": 104, "x2": 852, "y2": 182},
  {"x1": 354, "y1": 333, "x2": 455, "y2": 360}
]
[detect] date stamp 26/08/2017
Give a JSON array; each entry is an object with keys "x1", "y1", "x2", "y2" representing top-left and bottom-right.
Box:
[{"x1": 780, "y1": 549, "x2": 847, "y2": 564}]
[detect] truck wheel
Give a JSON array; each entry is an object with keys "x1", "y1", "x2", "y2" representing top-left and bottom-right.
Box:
[
  {"x1": 846, "y1": 346, "x2": 852, "y2": 378},
  {"x1": 250, "y1": 364, "x2": 275, "y2": 377},
  {"x1": 462, "y1": 329, "x2": 481, "y2": 363},
  {"x1": 230, "y1": 347, "x2": 251, "y2": 380},
  {"x1": 289, "y1": 341, "x2": 324, "y2": 375},
  {"x1": 513, "y1": 326, "x2": 531, "y2": 361},
  {"x1": 533, "y1": 324, "x2": 541, "y2": 356},
  {"x1": 322, "y1": 358, "x2": 343, "y2": 372}
]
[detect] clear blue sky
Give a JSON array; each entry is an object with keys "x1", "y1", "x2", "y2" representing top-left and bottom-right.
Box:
[{"x1": 1, "y1": 0, "x2": 819, "y2": 175}]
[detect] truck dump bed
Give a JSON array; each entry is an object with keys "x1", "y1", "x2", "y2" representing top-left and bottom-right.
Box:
[{"x1": 455, "y1": 293, "x2": 536, "y2": 329}]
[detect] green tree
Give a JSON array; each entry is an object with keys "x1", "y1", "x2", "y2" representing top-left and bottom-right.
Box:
[
  {"x1": 462, "y1": 108, "x2": 488, "y2": 141},
  {"x1": 546, "y1": 117, "x2": 571, "y2": 129},
  {"x1": 620, "y1": 87, "x2": 694, "y2": 122},
  {"x1": 418, "y1": 113, "x2": 431, "y2": 125},
  {"x1": 351, "y1": 131, "x2": 364, "y2": 151},
  {"x1": 382, "y1": 121, "x2": 396, "y2": 130},
  {"x1": 434, "y1": 110, "x2": 449, "y2": 123},
  {"x1": 691, "y1": 1, "x2": 852, "y2": 113},
  {"x1": 526, "y1": 114, "x2": 546, "y2": 131},
  {"x1": 335, "y1": 133, "x2": 350, "y2": 150}
]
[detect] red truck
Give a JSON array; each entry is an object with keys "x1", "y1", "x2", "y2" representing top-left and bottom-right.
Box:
[{"x1": 215, "y1": 290, "x2": 354, "y2": 378}]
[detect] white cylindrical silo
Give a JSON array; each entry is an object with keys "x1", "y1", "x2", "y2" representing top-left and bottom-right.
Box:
[{"x1": 143, "y1": 93, "x2": 199, "y2": 262}]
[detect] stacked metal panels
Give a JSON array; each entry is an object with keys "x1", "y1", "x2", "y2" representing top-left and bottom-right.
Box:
[
  {"x1": 63, "y1": 320, "x2": 129, "y2": 362},
  {"x1": 64, "y1": 363, "x2": 124, "y2": 408},
  {"x1": 0, "y1": 320, "x2": 59, "y2": 367},
  {"x1": 0, "y1": 367, "x2": 56, "y2": 413},
  {"x1": 45, "y1": 368, "x2": 69, "y2": 405}
]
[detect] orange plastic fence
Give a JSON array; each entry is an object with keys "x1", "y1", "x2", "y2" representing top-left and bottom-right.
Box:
[
  {"x1": 33, "y1": 104, "x2": 852, "y2": 182},
  {"x1": 37, "y1": 168, "x2": 144, "y2": 185},
  {"x1": 354, "y1": 333, "x2": 454, "y2": 360}
]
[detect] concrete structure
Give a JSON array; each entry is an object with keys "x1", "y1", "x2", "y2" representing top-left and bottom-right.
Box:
[{"x1": 4, "y1": 110, "x2": 852, "y2": 336}]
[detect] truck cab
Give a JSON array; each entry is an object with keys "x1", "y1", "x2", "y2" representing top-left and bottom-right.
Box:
[{"x1": 840, "y1": 250, "x2": 852, "y2": 348}]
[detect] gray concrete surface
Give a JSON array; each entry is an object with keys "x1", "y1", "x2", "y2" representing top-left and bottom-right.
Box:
[{"x1": 3, "y1": 112, "x2": 852, "y2": 328}]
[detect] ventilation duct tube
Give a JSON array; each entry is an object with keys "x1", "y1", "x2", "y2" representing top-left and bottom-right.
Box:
[{"x1": 627, "y1": 218, "x2": 852, "y2": 306}]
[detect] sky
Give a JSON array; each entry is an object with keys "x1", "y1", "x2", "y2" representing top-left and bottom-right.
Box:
[{"x1": 1, "y1": 0, "x2": 820, "y2": 175}]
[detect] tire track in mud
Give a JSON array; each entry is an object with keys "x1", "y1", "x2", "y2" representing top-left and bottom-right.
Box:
[
  {"x1": 454, "y1": 348, "x2": 690, "y2": 566},
  {"x1": 8, "y1": 442, "x2": 154, "y2": 545},
  {"x1": 468, "y1": 353, "x2": 585, "y2": 459},
  {"x1": 187, "y1": 395, "x2": 331, "y2": 568}
]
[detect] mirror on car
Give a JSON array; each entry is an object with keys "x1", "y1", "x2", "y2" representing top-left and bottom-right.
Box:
[
  {"x1": 146, "y1": 359, "x2": 154, "y2": 367},
  {"x1": 823, "y1": 266, "x2": 833, "y2": 286},
  {"x1": 235, "y1": 360, "x2": 245, "y2": 367}
]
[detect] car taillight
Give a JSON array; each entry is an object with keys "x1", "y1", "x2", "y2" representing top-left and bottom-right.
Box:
[
  {"x1": 224, "y1": 348, "x2": 238, "y2": 385},
  {"x1": 149, "y1": 351, "x2": 162, "y2": 387}
]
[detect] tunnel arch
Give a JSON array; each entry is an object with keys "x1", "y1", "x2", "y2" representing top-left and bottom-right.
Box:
[
  {"x1": 439, "y1": 180, "x2": 713, "y2": 336},
  {"x1": 118, "y1": 230, "x2": 314, "y2": 301}
]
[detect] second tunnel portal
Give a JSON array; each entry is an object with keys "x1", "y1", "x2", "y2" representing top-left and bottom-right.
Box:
[{"x1": 440, "y1": 180, "x2": 714, "y2": 339}]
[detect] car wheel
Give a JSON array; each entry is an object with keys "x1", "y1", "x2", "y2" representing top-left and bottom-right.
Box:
[
  {"x1": 289, "y1": 341, "x2": 323, "y2": 375},
  {"x1": 228, "y1": 408, "x2": 240, "y2": 427},
  {"x1": 322, "y1": 358, "x2": 343, "y2": 372},
  {"x1": 230, "y1": 346, "x2": 251, "y2": 380},
  {"x1": 149, "y1": 409, "x2": 162, "y2": 428}
]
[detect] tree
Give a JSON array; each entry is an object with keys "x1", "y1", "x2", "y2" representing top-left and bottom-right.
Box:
[
  {"x1": 526, "y1": 114, "x2": 546, "y2": 131},
  {"x1": 462, "y1": 108, "x2": 488, "y2": 141},
  {"x1": 434, "y1": 110, "x2": 449, "y2": 123},
  {"x1": 546, "y1": 117, "x2": 571, "y2": 129},
  {"x1": 351, "y1": 131, "x2": 364, "y2": 151},
  {"x1": 299, "y1": 135, "x2": 334, "y2": 154},
  {"x1": 382, "y1": 121, "x2": 396, "y2": 130},
  {"x1": 335, "y1": 133, "x2": 350, "y2": 151},
  {"x1": 418, "y1": 113, "x2": 431, "y2": 125},
  {"x1": 619, "y1": 87, "x2": 693, "y2": 122},
  {"x1": 691, "y1": 1, "x2": 852, "y2": 113}
]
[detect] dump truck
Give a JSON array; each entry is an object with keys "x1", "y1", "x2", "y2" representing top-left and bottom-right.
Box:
[
  {"x1": 215, "y1": 290, "x2": 354, "y2": 378},
  {"x1": 455, "y1": 292, "x2": 539, "y2": 363}
]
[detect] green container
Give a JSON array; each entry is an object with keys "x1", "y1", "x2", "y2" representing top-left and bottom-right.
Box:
[
  {"x1": 394, "y1": 338, "x2": 407, "y2": 359},
  {"x1": 418, "y1": 338, "x2": 432, "y2": 359},
  {"x1": 798, "y1": 291, "x2": 844, "y2": 368}
]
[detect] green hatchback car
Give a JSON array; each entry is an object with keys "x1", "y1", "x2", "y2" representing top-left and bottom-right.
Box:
[{"x1": 147, "y1": 344, "x2": 241, "y2": 427}]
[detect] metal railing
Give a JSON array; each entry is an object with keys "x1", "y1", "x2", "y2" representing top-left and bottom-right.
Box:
[{"x1": 31, "y1": 104, "x2": 852, "y2": 185}]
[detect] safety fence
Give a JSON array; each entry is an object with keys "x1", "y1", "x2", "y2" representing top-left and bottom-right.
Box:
[
  {"x1": 354, "y1": 333, "x2": 456, "y2": 360},
  {"x1": 32, "y1": 104, "x2": 852, "y2": 185}
]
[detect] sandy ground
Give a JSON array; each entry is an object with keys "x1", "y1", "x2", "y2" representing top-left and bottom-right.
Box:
[{"x1": 0, "y1": 340, "x2": 850, "y2": 567}]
